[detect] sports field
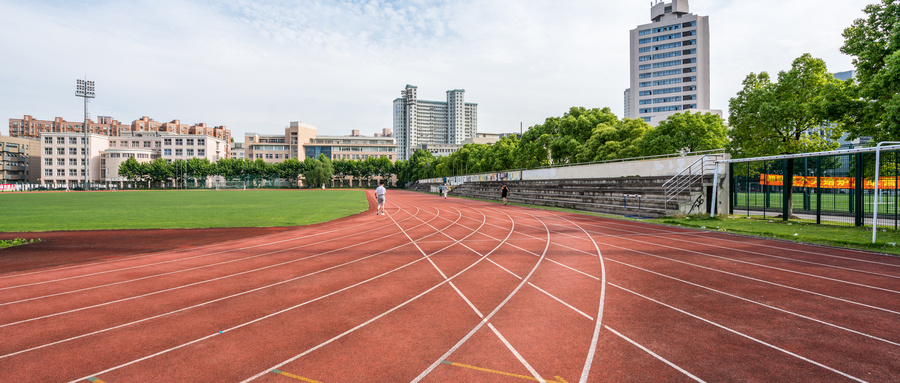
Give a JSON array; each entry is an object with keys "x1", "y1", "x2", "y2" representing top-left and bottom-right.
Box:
[
  {"x1": 0, "y1": 189, "x2": 368, "y2": 232},
  {"x1": 1, "y1": 190, "x2": 897, "y2": 382}
]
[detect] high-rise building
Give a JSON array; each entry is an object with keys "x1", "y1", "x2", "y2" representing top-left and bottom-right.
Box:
[
  {"x1": 626, "y1": 0, "x2": 715, "y2": 125},
  {"x1": 392, "y1": 85, "x2": 477, "y2": 161}
]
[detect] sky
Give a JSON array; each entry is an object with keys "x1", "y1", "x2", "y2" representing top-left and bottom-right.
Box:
[{"x1": 0, "y1": 0, "x2": 874, "y2": 141}]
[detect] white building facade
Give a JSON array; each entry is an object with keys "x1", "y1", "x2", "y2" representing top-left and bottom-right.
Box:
[
  {"x1": 626, "y1": 0, "x2": 715, "y2": 125},
  {"x1": 393, "y1": 85, "x2": 478, "y2": 161},
  {"x1": 40, "y1": 131, "x2": 227, "y2": 186}
]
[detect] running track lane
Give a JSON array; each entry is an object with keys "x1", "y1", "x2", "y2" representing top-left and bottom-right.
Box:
[{"x1": 1, "y1": 190, "x2": 898, "y2": 382}]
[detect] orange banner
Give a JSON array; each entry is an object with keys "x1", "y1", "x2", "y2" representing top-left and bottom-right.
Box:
[{"x1": 759, "y1": 174, "x2": 898, "y2": 189}]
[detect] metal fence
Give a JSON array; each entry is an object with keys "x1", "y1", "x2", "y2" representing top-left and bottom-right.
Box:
[{"x1": 728, "y1": 146, "x2": 900, "y2": 229}]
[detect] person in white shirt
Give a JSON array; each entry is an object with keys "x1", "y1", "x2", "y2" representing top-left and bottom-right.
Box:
[{"x1": 375, "y1": 181, "x2": 386, "y2": 215}]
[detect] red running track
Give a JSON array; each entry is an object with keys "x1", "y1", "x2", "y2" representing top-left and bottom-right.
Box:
[{"x1": 1, "y1": 190, "x2": 898, "y2": 382}]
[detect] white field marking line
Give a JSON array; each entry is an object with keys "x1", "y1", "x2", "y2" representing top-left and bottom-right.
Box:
[
  {"x1": 605, "y1": 326, "x2": 707, "y2": 383},
  {"x1": 0, "y1": 212, "x2": 426, "y2": 307},
  {"x1": 390, "y1": 202, "x2": 466, "y2": 280},
  {"x1": 488, "y1": 258, "x2": 523, "y2": 279},
  {"x1": 556, "y1": 236, "x2": 900, "y2": 315},
  {"x1": 1, "y1": 203, "x2": 450, "y2": 353},
  {"x1": 527, "y1": 283, "x2": 593, "y2": 321},
  {"x1": 548, "y1": 216, "x2": 607, "y2": 383},
  {"x1": 0, "y1": 217, "x2": 428, "y2": 329},
  {"x1": 543, "y1": 223, "x2": 900, "y2": 295},
  {"x1": 68, "y1": 235, "x2": 457, "y2": 383},
  {"x1": 578, "y1": 215, "x2": 900, "y2": 265},
  {"x1": 606, "y1": 257, "x2": 900, "y2": 347},
  {"x1": 11, "y1": 238, "x2": 415, "y2": 362},
  {"x1": 0, "y1": 211, "x2": 380, "y2": 282},
  {"x1": 683, "y1": 231, "x2": 900, "y2": 269},
  {"x1": 0, "y1": 216, "x2": 399, "y2": 291},
  {"x1": 610, "y1": 283, "x2": 868, "y2": 383},
  {"x1": 241, "y1": 201, "x2": 520, "y2": 383},
  {"x1": 546, "y1": 259, "x2": 600, "y2": 281},
  {"x1": 451, "y1": 281, "x2": 484, "y2": 318},
  {"x1": 568, "y1": 216, "x2": 900, "y2": 271},
  {"x1": 577, "y1": 223, "x2": 900, "y2": 280},
  {"x1": 599, "y1": 230, "x2": 900, "y2": 294},
  {"x1": 411, "y1": 211, "x2": 551, "y2": 383},
  {"x1": 488, "y1": 323, "x2": 547, "y2": 383}
]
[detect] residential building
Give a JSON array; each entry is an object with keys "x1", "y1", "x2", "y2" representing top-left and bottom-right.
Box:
[
  {"x1": 40, "y1": 131, "x2": 227, "y2": 187},
  {"x1": 304, "y1": 135, "x2": 398, "y2": 161},
  {"x1": 245, "y1": 121, "x2": 318, "y2": 163},
  {"x1": 0, "y1": 134, "x2": 40, "y2": 184},
  {"x1": 393, "y1": 85, "x2": 478, "y2": 161},
  {"x1": 9, "y1": 115, "x2": 232, "y2": 150},
  {"x1": 626, "y1": 0, "x2": 720, "y2": 125}
]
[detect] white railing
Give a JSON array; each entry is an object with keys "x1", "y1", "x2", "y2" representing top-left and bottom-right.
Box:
[{"x1": 663, "y1": 154, "x2": 723, "y2": 203}]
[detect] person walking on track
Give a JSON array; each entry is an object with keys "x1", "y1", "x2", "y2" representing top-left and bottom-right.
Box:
[
  {"x1": 375, "y1": 181, "x2": 386, "y2": 215},
  {"x1": 500, "y1": 184, "x2": 510, "y2": 205}
]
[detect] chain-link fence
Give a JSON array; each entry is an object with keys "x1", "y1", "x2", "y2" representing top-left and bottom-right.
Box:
[{"x1": 729, "y1": 147, "x2": 900, "y2": 229}]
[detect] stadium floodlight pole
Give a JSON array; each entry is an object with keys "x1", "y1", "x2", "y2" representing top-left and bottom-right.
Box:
[
  {"x1": 76, "y1": 78, "x2": 95, "y2": 190},
  {"x1": 872, "y1": 141, "x2": 900, "y2": 243}
]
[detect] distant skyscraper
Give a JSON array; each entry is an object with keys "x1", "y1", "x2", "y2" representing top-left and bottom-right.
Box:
[
  {"x1": 392, "y1": 85, "x2": 478, "y2": 161},
  {"x1": 625, "y1": 0, "x2": 712, "y2": 125}
]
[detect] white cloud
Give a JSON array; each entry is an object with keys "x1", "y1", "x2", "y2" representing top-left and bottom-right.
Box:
[{"x1": 0, "y1": 0, "x2": 875, "y2": 141}]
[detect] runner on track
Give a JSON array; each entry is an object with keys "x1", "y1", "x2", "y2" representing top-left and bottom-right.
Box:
[
  {"x1": 375, "y1": 181, "x2": 386, "y2": 215},
  {"x1": 501, "y1": 184, "x2": 509, "y2": 205}
]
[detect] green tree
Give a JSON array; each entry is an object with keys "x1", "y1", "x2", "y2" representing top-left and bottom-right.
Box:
[
  {"x1": 118, "y1": 157, "x2": 145, "y2": 186},
  {"x1": 147, "y1": 158, "x2": 173, "y2": 188},
  {"x1": 639, "y1": 111, "x2": 729, "y2": 156},
  {"x1": 576, "y1": 118, "x2": 649, "y2": 162},
  {"x1": 837, "y1": 0, "x2": 900, "y2": 142},
  {"x1": 728, "y1": 53, "x2": 842, "y2": 216}
]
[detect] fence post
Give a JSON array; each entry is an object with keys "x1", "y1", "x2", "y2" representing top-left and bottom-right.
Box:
[
  {"x1": 783, "y1": 159, "x2": 790, "y2": 221},
  {"x1": 855, "y1": 153, "x2": 863, "y2": 227},
  {"x1": 816, "y1": 156, "x2": 822, "y2": 225}
]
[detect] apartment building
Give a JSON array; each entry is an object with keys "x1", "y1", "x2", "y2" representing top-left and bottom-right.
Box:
[
  {"x1": 625, "y1": 0, "x2": 720, "y2": 125},
  {"x1": 304, "y1": 136, "x2": 398, "y2": 161},
  {"x1": 245, "y1": 121, "x2": 318, "y2": 163},
  {"x1": 0, "y1": 134, "x2": 40, "y2": 184},
  {"x1": 392, "y1": 85, "x2": 478, "y2": 161},
  {"x1": 9, "y1": 115, "x2": 232, "y2": 148},
  {"x1": 40, "y1": 131, "x2": 227, "y2": 186}
]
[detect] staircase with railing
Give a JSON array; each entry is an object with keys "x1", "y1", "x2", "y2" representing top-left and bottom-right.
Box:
[{"x1": 662, "y1": 154, "x2": 723, "y2": 207}]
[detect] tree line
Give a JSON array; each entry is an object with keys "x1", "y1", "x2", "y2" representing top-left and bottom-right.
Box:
[{"x1": 118, "y1": 154, "x2": 394, "y2": 188}]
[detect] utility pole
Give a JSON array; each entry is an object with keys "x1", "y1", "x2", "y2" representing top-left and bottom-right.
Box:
[{"x1": 76, "y1": 78, "x2": 95, "y2": 190}]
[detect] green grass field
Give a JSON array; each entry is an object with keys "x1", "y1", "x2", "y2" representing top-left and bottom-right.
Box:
[
  {"x1": 734, "y1": 191, "x2": 900, "y2": 214},
  {"x1": 0, "y1": 189, "x2": 369, "y2": 232}
]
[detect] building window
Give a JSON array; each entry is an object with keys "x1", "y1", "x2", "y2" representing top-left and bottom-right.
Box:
[
  {"x1": 45, "y1": 148, "x2": 53, "y2": 155},
  {"x1": 197, "y1": 139, "x2": 205, "y2": 145},
  {"x1": 144, "y1": 141, "x2": 151, "y2": 148},
  {"x1": 638, "y1": 29, "x2": 651, "y2": 36},
  {"x1": 175, "y1": 149, "x2": 183, "y2": 156},
  {"x1": 639, "y1": 73, "x2": 651, "y2": 79},
  {"x1": 69, "y1": 137, "x2": 77, "y2": 144},
  {"x1": 69, "y1": 169, "x2": 78, "y2": 176},
  {"x1": 155, "y1": 141, "x2": 161, "y2": 148},
  {"x1": 164, "y1": 149, "x2": 172, "y2": 156},
  {"x1": 638, "y1": 47, "x2": 651, "y2": 53},
  {"x1": 683, "y1": 85, "x2": 697, "y2": 91},
  {"x1": 682, "y1": 30, "x2": 696, "y2": 37},
  {"x1": 67, "y1": 148, "x2": 76, "y2": 155},
  {"x1": 186, "y1": 149, "x2": 193, "y2": 156},
  {"x1": 652, "y1": 59, "x2": 682, "y2": 68},
  {"x1": 638, "y1": 37, "x2": 651, "y2": 44},
  {"x1": 132, "y1": 141, "x2": 140, "y2": 147},
  {"x1": 45, "y1": 158, "x2": 52, "y2": 166},
  {"x1": 653, "y1": 51, "x2": 681, "y2": 60},
  {"x1": 638, "y1": 64, "x2": 651, "y2": 70},
  {"x1": 639, "y1": 55, "x2": 652, "y2": 62},
  {"x1": 56, "y1": 158, "x2": 65, "y2": 165},
  {"x1": 45, "y1": 169, "x2": 52, "y2": 177},
  {"x1": 198, "y1": 149, "x2": 205, "y2": 156},
  {"x1": 683, "y1": 94, "x2": 696, "y2": 101},
  {"x1": 652, "y1": 96, "x2": 682, "y2": 103},
  {"x1": 652, "y1": 69, "x2": 682, "y2": 77},
  {"x1": 186, "y1": 138, "x2": 194, "y2": 145},
  {"x1": 57, "y1": 169, "x2": 65, "y2": 176},
  {"x1": 265, "y1": 153, "x2": 273, "y2": 159},
  {"x1": 639, "y1": 108, "x2": 652, "y2": 114},
  {"x1": 639, "y1": 81, "x2": 652, "y2": 87},
  {"x1": 164, "y1": 139, "x2": 172, "y2": 145},
  {"x1": 175, "y1": 138, "x2": 183, "y2": 145},
  {"x1": 69, "y1": 158, "x2": 78, "y2": 165},
  {"x1": 639, "y1": 99, "x2": 652, "y2": 105},
  {"x1": 44, "y1": 137, "x2": 52, "y2": 144},
  {"x1": 57, "y1": 137, "x2": 65, "y2": 144},
  {"x1": 638, "y1": 90, "x2": 651, "y2": 96}
]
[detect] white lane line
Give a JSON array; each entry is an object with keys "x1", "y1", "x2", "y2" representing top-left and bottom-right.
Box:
[
  {"x1": 242, "y1": 204, "x2": 520, "y2": 382},
  {"x1": 488, "y1": 323, "x2": 546, "y2": 383},
  {"x1": 0, "y1": 218, "x2": 392, "y2": 292},
  {"x1": 528, "y1": 283, "x2": 593, "y2": 321},
  {"x1": 0, "y1": 228, "x2": 412, "y2": 328},
  {"x1": 6, "y1": 239, "x2": 414, "y2": 360},
  {"x1": 605, "y1": 326, "x2": 706, "y2": 383},
  {"x1": 488, "y1": 258, "x2": 523, "y2": 280},
  {"x1": 546, "y1": 258, "x2": 600, "y2": 281},
  {"x1": 610, "y1": 283, "x2": 868, "y2": 383},
  {"x1": 451, "y1": 281, "x2": 484, "y2": 318},
  {"x1": 1, "y1": 213, "x2": 423, "y2": 307},
  {"x1": 606, "y1": 257, "x2": 900, "y2": 347},
  {"x1": 410, "y1": 210, "x2": 551, "y2": 383},
  {"x1": 572, "y1": 218, "x2": 900, "y2": 277},
  {"x1": 592, "y1": 239, "x2": 900, "y2": 316}
]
